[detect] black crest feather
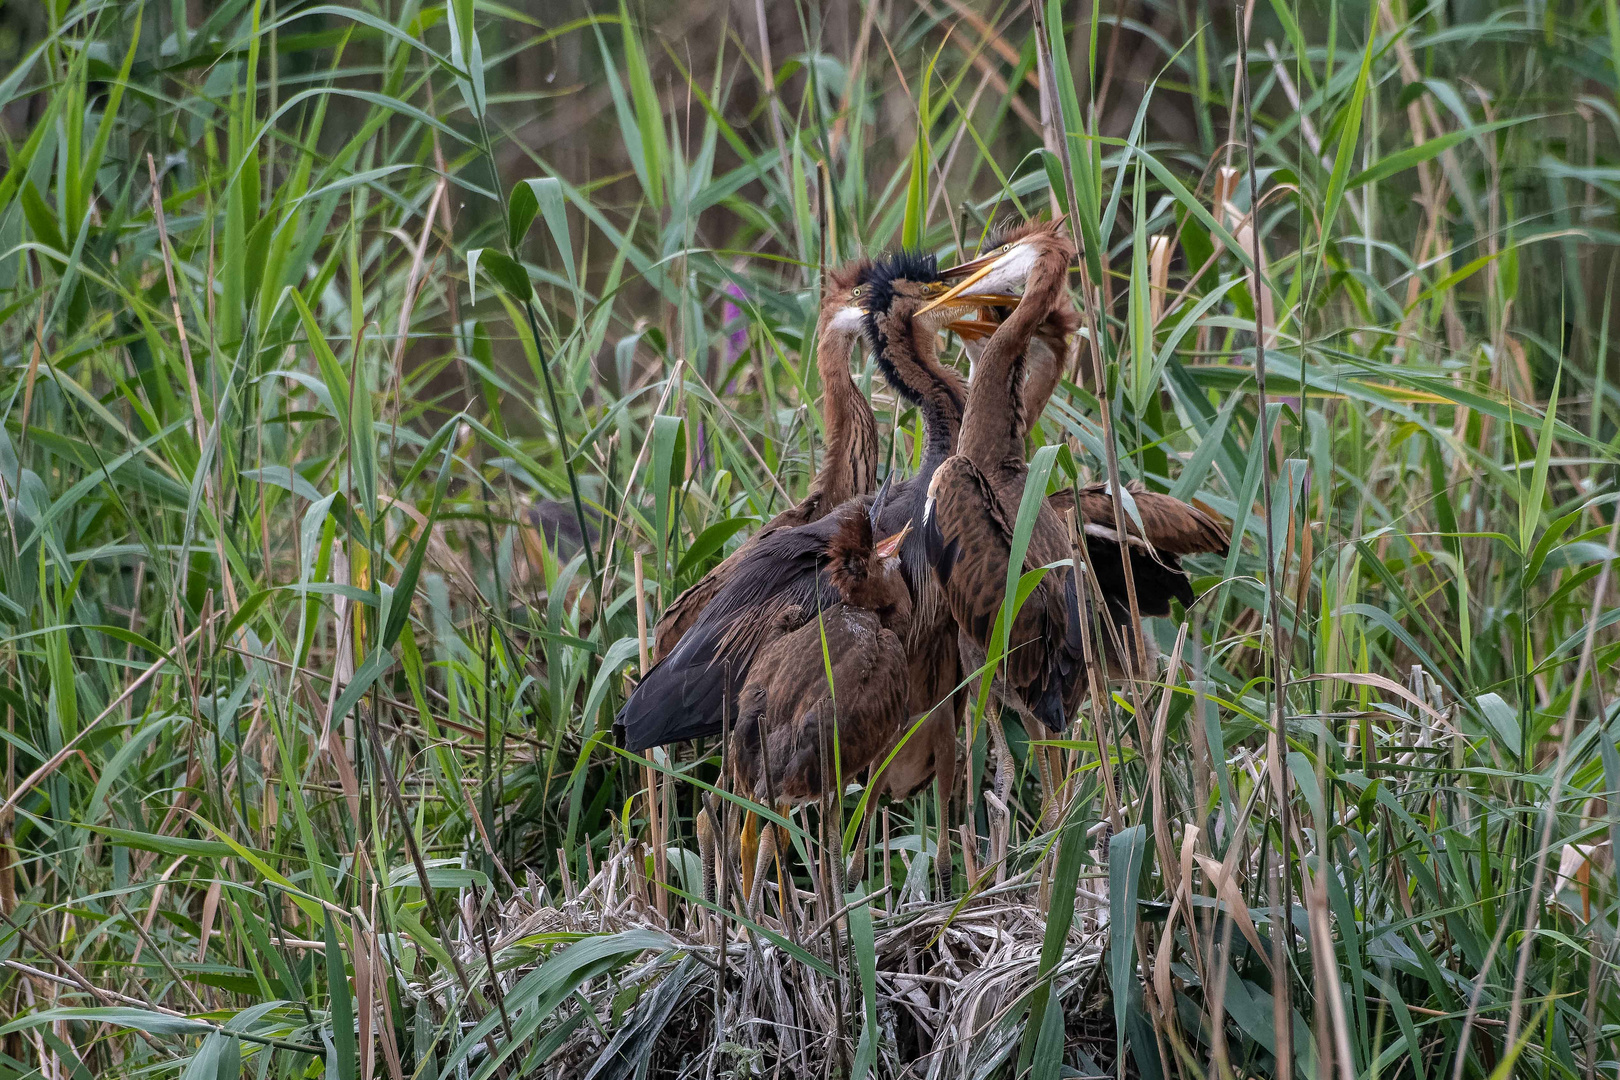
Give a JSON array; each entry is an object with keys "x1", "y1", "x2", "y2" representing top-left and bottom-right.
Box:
[
  {"x1": 857, "y1": 250, "x2": 938, "y2": 323},
  {"x1": 856, "y1": 249, "x2": 942, "y2": 408}
]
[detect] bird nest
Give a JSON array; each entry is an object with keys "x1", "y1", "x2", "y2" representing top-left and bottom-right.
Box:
[{"x1": 432, "y1": 838, "x2": 1118, "y2": 1079}]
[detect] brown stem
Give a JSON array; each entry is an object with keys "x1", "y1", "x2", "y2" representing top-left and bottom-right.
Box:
[{"x1": 1235, "y1": 2, "x2": 1294, "y2": 1070}]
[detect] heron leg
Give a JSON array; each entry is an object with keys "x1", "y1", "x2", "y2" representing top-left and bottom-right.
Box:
[
  {"x1": 846, "y1": 797, "x2": 875, "y2": 886},
  {"x1": 959, "y1": 822, "x2": 979, "y2": 888},
  {"x1": 956, "y1": 691, "x2": 980, "y2": 888},
  {"x1": 988, "y1": 709, "x2": 1014, "y2": 883},
  {"x1": 1044, "y1": 744, "x2": 1068, "y2": 830},
  {"x1": 748, "y1": 818, "x2": 777, "y2": 919},
  {"x1": 739, "y1": 811, "x2": 761, "y2": 907},
  {"x1": 933, "y1": 717, "x2": 958, "y2": 900},
  {"x1": 827, "y1": 793, "x2": 849, "y2": 910},
  {"x1": 696, "y1": 802, "x2": 717, "y2": 920},
  {"x1": 1032, "y1": 735, "x2": 1058, "y2": 833},
  {"x1": 774, "y1": 808, "x2": 796, "y2": 924},
  {"x1": 700, "y1": 792, "x2": 733, "y2": 946}
]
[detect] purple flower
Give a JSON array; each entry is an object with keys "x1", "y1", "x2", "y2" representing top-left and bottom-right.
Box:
[{"x1": 721, "y1": 280, "x2": 748, "y2": 380}]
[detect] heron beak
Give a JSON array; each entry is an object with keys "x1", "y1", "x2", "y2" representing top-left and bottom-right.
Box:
[
  {"x1": 919, "y1": 249, "x2": 1023, "y2": 316},
  {"x1": 944, "y1": 317, "x2": 1001, "y2": 341},
  {"x1": 873, "y1": 522, "x2": 912, "y2": 559}
]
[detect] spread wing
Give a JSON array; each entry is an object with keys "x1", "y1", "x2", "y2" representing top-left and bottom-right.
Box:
[
  {"x1": 648, "y1": 490, "x2": 840, "y2": 662},
  {"x1": 1069, "y1": 481, "x2": 1229, "y2": 555},
  {"x1": 1044, "y1": 481, "x2": 1230, "y2": 619},
  {"x1": 616, "y1": 511, "x2": 856, "y2": 751}
]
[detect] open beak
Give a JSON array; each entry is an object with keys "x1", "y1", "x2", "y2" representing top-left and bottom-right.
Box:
[
  {"x1": 873, "y1": 522, "x2": 912, "y2": 559},
  {"x1": 919, "y1": 249, "x2": 1023, "y2": 317},
  {"x1": 944, "y1": 317, "x2": 1001, "y2": 341}
]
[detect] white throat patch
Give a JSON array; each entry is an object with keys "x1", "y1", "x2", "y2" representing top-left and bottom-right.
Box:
[
  {"x1": 828, "y1": 305, "x2": 865, "y2": 334},
  {"x1": 975, "y1": 243, "x2": 1041, "y2": 296}
]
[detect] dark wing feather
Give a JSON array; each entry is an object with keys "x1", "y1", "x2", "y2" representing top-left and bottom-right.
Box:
[
  {"x1": 650, "y1": 491, "x2": 840, "y2": 662},
  {"x1": 616, "y1": 510, "x2": 859, "y2": 751},
  {"x1": 1084, "y1": 536, "x2": 1193, "y2": 617},
  {"x1": 1061, "y1": 482, "x2": 1228, "y2": 622},
  {"x1": 1018, "y1": 508, "x2": 1088, "y2": 731},
  {"x1": 650, "y1": 548, "x2": 742, "y2": 664},
  {"x1": 869, "y1": 472, "x2": 943, "y2": 611},
  {"x1": 1072, "y1": 482, "x2": 1229, "y2": 555}
]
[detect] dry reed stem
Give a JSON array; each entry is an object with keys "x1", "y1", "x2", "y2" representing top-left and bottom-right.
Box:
[
  {"x1": 481, "y1": 840, "x2": 1110, "y2": 1077},
  {"x1": 1291, "y1": 810, "x2": 1355, "y2": 1080},
  {"x1": 1500, "y1": 508, "x2": 1620, "y2": 1049},
  {"x1": 146, "y1": 154, "x2": 237, "y2": 612},
  {"x1": 1148, "y1": 234, "x2": 1172, "y2": 325},
  {"x1": 633, "y1": 552, "x2": 668, "y2": 920},
  {"x1": 1147, "y1": 626, "x2": 1187, "y2": 898}
]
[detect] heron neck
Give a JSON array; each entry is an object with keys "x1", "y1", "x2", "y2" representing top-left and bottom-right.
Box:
[
  {"x1": 814, "y1": 326, "x2": 879, "y2": 505},
  {"x1": 870, "y1": 311, "x2": 965, "y2": 476},
  {"x1": 1021, "y1": 338, "x2": 1064, "y2": 433},
  {"x1": 960, "y1": 259, "x2": 1066, "y2": 467}
]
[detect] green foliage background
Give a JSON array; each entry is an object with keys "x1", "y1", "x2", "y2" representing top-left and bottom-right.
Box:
[{"x1": 0, "y1": 0, "x2": 1617, "y2": 1076}]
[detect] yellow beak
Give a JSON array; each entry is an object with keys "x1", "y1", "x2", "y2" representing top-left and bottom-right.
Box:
[
  {"x1": 873, "y1": 522, "x2": 912, "y2": 559},
  {"x1": 919, "y1": 249, "x2": 1023, "y2": 317},
  {"x1": 944, "y1": 318, "x2": 1001, "y2": 341},
  {"x1": 940, "y1": 246, "x2": 1012, "y2": 280}
]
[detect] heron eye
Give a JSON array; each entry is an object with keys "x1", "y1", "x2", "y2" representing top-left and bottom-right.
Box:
[
  {"x1": 1002, "y1": 244, "x2": 1012, "y2": 252},
  {"x1": 852, "y1": 286, "x2": 862, "y2": 297}
]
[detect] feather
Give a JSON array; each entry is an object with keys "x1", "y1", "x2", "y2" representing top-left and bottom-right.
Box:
[{"x1": 615, "y1": 509, "x2": 860, "y2": 751}]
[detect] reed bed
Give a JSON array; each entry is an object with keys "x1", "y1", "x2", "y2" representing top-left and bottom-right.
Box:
[{"x1": 0, "y1": 0, "x2": 1617, "y2": 1077}]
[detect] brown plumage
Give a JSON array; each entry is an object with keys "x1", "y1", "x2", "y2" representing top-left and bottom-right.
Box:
[
  {"x1": 618, "y1": 254, "x2": 991, "y2": 762},
  {"x1": 922, "y1": 221, "x2": 1090, "y2": 736},
  {"x1": 651, "y1": 262, "x2": 881, "y2": 663},
  {"x1": 615, "y1": 497, "x2": 878, "y2": 751},
  {"x1": 729, "y1": 508, "x2": 913, "y2": 805},
  {"x1": 921, "y1": 221, "x2": 1230, "y2": 846},
  {"x1": 727, "y1": 505, "x2": 913, "y2": 906},
  {"x1": 841, "y1": 251, "x2": 1068, "y2": 890},
  {"x1": 968, "y1": 273, "x2": 1230, "y2": 625},
  {"x1": 1019, "y1": 322, "x2": 1069, "y2": 429},
  {"x1": 961, "y1": 298, "x2": 1074, "y2": 429},
  {"x1": 1048, "y1": 483, "x2": 1229, "y2": 557},
  {"x1": 841, "y1": 251, "x2": 991, "y2": 892},
  {"x1": 923, "y1": 220, "x2": 1231, "y2": 710},
  {"x1": 1049, "y1": 481, "x2": 1230, "y2": 629}
]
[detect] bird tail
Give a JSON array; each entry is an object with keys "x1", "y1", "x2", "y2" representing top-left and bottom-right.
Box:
[
  {"x1": 1029, "y1": 566, "x2": 1087, "y2": 734},
  {"x1": 1082, "y1": 527, "x2": 1196, "y2": 619}
]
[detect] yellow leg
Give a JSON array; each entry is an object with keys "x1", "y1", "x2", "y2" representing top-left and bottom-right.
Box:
[
  {"x1": 739, "y1": 811, "x2": 761, "y2": 904},
  {"x1": 1043, "y1": 744, "x2": 1067, "y2": 830},
  {"x1": 1033, "y1": 741, "x2": 1057, "y2": 832},
  {"x1": 696, "y1": 805, "x2": 717, "y2": 905},
  {"x1": 773, "y1": 811, "x2": 792, "y2": 914},
  {"x1": 695, "y1": 803, "x2": 717, "y2": 944}
]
